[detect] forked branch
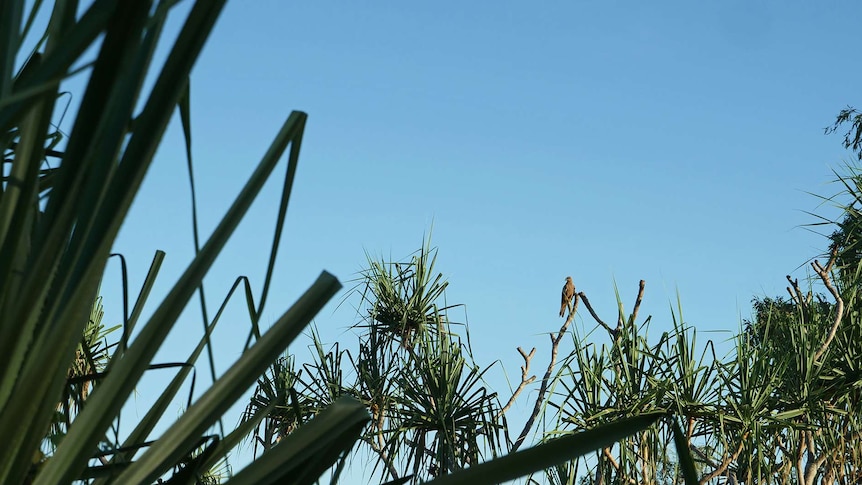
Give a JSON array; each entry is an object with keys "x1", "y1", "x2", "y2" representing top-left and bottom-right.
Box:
[
  {"x1": 508, "y1": 292, "x2": 579, "y2": 452},
  {"x1": 497, "y1": 346, "x2": 536, "y2": 417}
]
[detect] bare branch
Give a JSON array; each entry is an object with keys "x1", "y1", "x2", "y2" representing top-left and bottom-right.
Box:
[
  {"x1": 823, "y1": 246, "x2": 838, "y2": 273},
  {"x1": 497, "y1": 346, "x2": 536, "y2": 418},
  {"x1": 506, "y1": 281, "x2": 648, "y2": 457},
  {"x1": 812, "y1": 248, "x2": 843, "y2": 363},
  {"x1": 786, "y1": 285, "x2": 798, "y2": 304},
  {"x1": 510, "y1": 293, "x2": 579, "y2": 451},
  {"x1": 579, "y1": 291, "x2": 615, "y2": 338},
  {"x1": 627, "y1": 280, "x2": 646, "y2": 326},
  {"x1": 786, "y1": 275, "x2": 805, "y2": 312}
]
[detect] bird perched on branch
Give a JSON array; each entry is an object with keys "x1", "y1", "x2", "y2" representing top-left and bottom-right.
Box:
[{"x1": 560, "y1": 276, "x2": 575, "y2": 317}]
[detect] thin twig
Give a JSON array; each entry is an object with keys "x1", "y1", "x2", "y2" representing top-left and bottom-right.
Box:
[
  {"x1": 689, "y1": 443, "x2": 720, "y2": 469},
  {"x1": 364, "y1": 436, "x2": 400, "y2": 480},
  {"x1": 497, "y1": 346, "x2": 536, "y2": 418}
]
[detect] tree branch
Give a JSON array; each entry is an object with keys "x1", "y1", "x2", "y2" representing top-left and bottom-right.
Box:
[
  {"x1": 510, "y1": 293, "x2": 579, "y2": 452},
  {"x1": 497, "y1": 346, "x2": 536, "y2": 418},
  {"x1": 812, "y1": 248, "x2": 843, "y2": 363},
  {"x1": 699, "y1": 431, "x2": 749, "y2": 485},
  {"x1": 796, "y1": 429, "x2": 807, "y2": 485},
  {"x1": 627, "y1": 280, "x2": 645, "y2": 327},
  {"x1": 579, "y1": 291, "x2": 615, "y2": 338},
  {"x1": 363, "y1": 436, "x2": 401, "y2": 481},
  {"x1": 601, "y1": 447, "x2": 637, "y2": 485},
  {"x1": 786, "y1": 275, "x2": 805, "y2": 314},
  {"x1": 689, "y1": 442, "x2": 720, "y2": 469}
]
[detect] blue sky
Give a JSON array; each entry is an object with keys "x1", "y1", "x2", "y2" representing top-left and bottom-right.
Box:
[{"x1": 42, "y1": 0, "x2": 862, "y2": 481}]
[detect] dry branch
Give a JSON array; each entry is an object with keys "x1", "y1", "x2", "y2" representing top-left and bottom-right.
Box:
[
  {"x1": 627, "y1": 280, "x2": 646, "y2": 327},
  {"x1": 786, "y1": 275, "x2": 805, "y2": 310},
  {"x1": 497, "y1": 346, "x2": 536, "y2": 418},
  {"x1": 579, "y1": 291, "x2": 615, "y2": 337},
  {"x1": 812, "y1": 248, "x2": 843, "y2": 363},
  {"x1": 508, "y1": 292, "x2": 579, "y2": 452}
]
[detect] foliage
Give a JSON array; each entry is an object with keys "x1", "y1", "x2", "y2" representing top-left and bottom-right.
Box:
[
  {"x1": 826, "y1": 107, "x2": 862, "y2": 160},
  {"x1": 531, "y1": 162, "x2": 862, "y2": 483},
  {"x1": 18, "y1": 1, "x2": 860, "y2": 485},
  {"x1": 48, "y1": 297, "x2": 118, "y2": 453},
  {"x1": 0, "y1": 1, "x2": 363, "y2": 484},
  {"x1": 246, "y1": 242, "x2": 505, "y2": 483},
  {"x1": 247, "y1": 242, "x2": 701, "y2": 484},
  {"x1": 238, "y1": 112, "x2": 862, "y2": 485}
]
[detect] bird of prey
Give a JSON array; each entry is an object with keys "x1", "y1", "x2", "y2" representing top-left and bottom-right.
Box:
[{"x1": 560, "y1": 276, "x2": 575, "y2": 317}]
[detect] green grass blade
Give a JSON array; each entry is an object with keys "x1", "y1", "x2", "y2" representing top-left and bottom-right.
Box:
[
  {"x1": 0, "y1": 92, "x2": 58, "y2": 485},
  {"x1": 96, "y1": 274, "x2": 254, "y2": 484},
  {"x1": 1, "y1": 0, "x2": 151, "y2": 399},
  {"x1": 177, "y1": 80, "x2": 222, "y2": 439},
  {"x1": 20, "y1": 0, "x2": 48, "y2": 50},
  {"x1": 0, "y1": 3, "x2": 158, "y2": 479},
  {"x1": 122, "y1": 250, "x2": 166, "y2": 351},
  {"x1": 97, "y1": 0, "x2": 227, "y2": 239},
  {"x1": 0, "y1": 0, "x2": 22, "y2": 98},
  {"x1": 225, "y1": 396, "x2": 369, "y2": 485},
  {"x1": 670, "y1": 417, "x2": 698, "y2": 485},
  {"x1": 32, "y1": 109, "x2": 308, "y2": 484},
  {"x1": 0, "y1": 262, "x2": 102, "y2": 485},
  {"x1": 0, "y1": 62, "x2": 50, "y2": 302},
  {"x1": 198, "y1": 389, "x2": 285, "y2": 473},
  {"x1": 114, "y1": 272, "x2": 342, "y2": 485},
  {"x1": 425, "y1": 412, "x2": 666, "y2": 485},
  {"x1": 0, "y1": 0, "x2": 120, "y2": 131},
  {"x1": 252, "y1": 96, "x2": 305, "y2": 324}
]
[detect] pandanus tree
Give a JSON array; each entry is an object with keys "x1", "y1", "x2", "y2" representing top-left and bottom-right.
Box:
[
  {"x1": 247, "y1": 241, "x2": 703, "y2": 484},
  {"x1": 530, "y1": 154, "x2": 862, "y2": 482},
  {"x1": 245, "y1": 242, "x2": 505, "y2": 483}
]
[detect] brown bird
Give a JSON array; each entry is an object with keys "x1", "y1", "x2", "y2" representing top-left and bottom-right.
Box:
[{"x1": 560, "y1": 276, "x2": 575, "y2": 317}]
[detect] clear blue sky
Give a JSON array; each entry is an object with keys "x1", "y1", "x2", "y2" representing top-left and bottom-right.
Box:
[{"x1": 47, "y1": 0, "x2": 862, "y2": 481}]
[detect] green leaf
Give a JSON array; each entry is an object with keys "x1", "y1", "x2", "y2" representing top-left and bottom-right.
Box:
[
  {"x1": 113, "y1": 272, "x2": 342, "y2": 484},
  {"x1": 425, "y1": 412, "x2": 666, "y2": 485},
  {"x1": 670, "y1": 416, "x2": 698, "y2": 485},
  {"x1": 225, "y1": 396, "x2": 369, "y2": 485}
]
